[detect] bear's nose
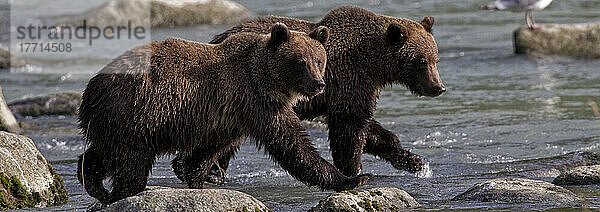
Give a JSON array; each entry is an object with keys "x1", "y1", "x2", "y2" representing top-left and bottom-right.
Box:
[
  {"x1": 314, "y1": 80, "x2": 326, "y2": 90},
  {"x1": 435, "y1": 85, "x2": 446, "y2": 95}
]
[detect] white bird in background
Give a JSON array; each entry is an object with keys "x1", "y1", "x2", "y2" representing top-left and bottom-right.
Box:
[{"x1": 483, "y1": 0, "x2": 554, "y2": 29}]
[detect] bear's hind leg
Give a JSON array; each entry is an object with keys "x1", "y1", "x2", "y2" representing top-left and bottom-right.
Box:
[
  {"x1": 206, "y1": 148, "x2": 236, "y2": 184},
  {"x1": 180, "y1": 147, "x2": 223, "y2": 189},
  {"x1": 178, "y1": 137, "x2": 243, "y2": 188},
  {"x1": 108, "y1": 148, "x2": 154, "y2": 203},
  {"x1": 172, "y1": 146, "x2": 238, "y2": 185},
  {"x1": 78, "y1": 146, "x2": 111, "y2": 204}
]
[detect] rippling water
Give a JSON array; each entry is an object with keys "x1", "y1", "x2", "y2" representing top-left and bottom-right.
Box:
[{"x1": 2, "y1": 0, "x2": 600, "y2": 211}]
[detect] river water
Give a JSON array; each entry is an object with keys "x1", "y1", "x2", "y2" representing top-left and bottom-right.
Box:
[{"x1": 1, "y1": 0, "x2": 600, "y2": 211}]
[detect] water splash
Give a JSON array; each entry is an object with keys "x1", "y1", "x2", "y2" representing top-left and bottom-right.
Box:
[{"x1": 415, "y1": 160, "x2": 433, "y2": 178}]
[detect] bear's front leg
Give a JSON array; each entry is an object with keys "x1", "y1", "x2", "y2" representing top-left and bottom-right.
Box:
[
  {"x1": 327, "y1": 113, "x2": 369, "y2": 177},
  {"x1": 180, "y1": 148, "x2": 221, "y2": 189},
  {"x1": 257, "y1": 111, "x2": 371, "y2": 191},
  {"x1": 178, "y1": 138, "x2": 244, "y2": 188},
  {"x1": 363, "y1": 119, "x2": 425, "y2": 173},
  {"x1": 172, "y1": 149, "x2": 234, "y2": 185}
]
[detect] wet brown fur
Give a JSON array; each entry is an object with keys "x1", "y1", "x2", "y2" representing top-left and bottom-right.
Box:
[
  {"x1": 174, "y1": 6, "x2": 445, "y2": 181},
  {"x1": 77, "y1": 24, "x2": 370, "y2": 204}
]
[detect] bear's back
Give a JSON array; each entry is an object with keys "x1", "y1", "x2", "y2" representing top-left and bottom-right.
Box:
[
  {"x1": 79, "y1": 35, "x2": 268, "y2": 149},
  {"x1": 211, "y1": 16, "x2": 315, "y2": 44}
]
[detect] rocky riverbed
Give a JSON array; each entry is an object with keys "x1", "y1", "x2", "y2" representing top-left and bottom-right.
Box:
[{"x1": 2, "y1": 0, "x2": 600, "y2": 211}]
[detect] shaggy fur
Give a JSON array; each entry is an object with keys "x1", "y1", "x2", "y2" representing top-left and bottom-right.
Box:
[
  {"x1": 77, "y1": 23, "x2": 370, "y2": 204},
  {"x1": 173, "y1": 6, "x2": 446, "y2": 183}
]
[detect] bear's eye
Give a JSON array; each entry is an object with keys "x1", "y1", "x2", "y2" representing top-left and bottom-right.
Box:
[
  {"x1": 296, "y1": 60, "x2": 307, "y2": 68},
  {"x1": 317, "y1": 60, "x2": 323, "y2": 67}
]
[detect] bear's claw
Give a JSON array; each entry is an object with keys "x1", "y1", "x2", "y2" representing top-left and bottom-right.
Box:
[{"x1": 391, "y1": 151, "x2": 425, "y2": 174}]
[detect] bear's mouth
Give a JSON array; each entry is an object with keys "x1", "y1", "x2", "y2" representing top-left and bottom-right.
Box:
[
  {"x1": 298, "y1": 85, "x2": 325, "y2": 98},
  {"x1": 406, "y1": 83, "x2": 425, "y2": 97},
  {"x1": 416, "y1": 87, "x2": 444, "y2": 97},
  {"x1": 303, "y1": 89, "x2": 324, "y2": 98},
  {"x1": 408, "y1": 81, "x2": 444, "y2": 97}
]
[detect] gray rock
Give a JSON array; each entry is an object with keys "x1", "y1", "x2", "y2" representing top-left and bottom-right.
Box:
[
  {"x1": 553, "y1": 165, "x2": 600, "y2": 186},
  {"x1": 514, "y1": 22, "x2": 600, "y2": 58},
  {"x1": 8, "y1": 92, "x2": 82, "y2": 117},
  {"x1": 453, "y1": 178, "x2": 580, "y2": 207},
  {"x1": 0, "y1": 131, "x2": 68, "y2": 209},
  {"x1": 309, "y1": 187, "x2": 420, "y2": 212},
  {"x1": 0, "y1": 86, "x2": 20, "y2": 133},
  {"x1": 102, "y1": 187, "x2": 269, "y2": 212},
  {"x1": 55, "y1": 0, "x2": 253, "y2": 28},
  {"x1": 0, "y1": 49, "x2": 26, "y2": 69}
]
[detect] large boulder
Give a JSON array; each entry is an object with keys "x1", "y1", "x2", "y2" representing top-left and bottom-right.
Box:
[
  {"x1": 8, "y1": 92, "x2": 82, "y2": 117},
  {"x1": 0, "y1": 86, "x2": 20, "y2": 133},
  {"x1": 553, "y1": 165, "x2": 600, "y2": 186},
  {"x1": 55, "y1": 0, "x2": 252, "y2": 28},
  {"x1": 102, "y1": 187, "x2": 269, "y2": 212},
  {"x1": 453, "y1": 178, "x2": 580, "y2": 208},
  {"x1": 0, "y1": 131, "x2": 68, "y2": 210},
  {"x1": 309, "y1": 187, "x2": 420, "y2": 212},
  {"x1": 514, "y1": 22, "x2": 600, "y2": 58}
]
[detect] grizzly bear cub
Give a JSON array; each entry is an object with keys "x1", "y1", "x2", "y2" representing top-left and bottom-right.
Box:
[
  {"x1": 77, "y1": 23, "x2": 371, "y2": 204},
  {"x1": 175, "y1": 6, "x2": 445, "y2": 184}
]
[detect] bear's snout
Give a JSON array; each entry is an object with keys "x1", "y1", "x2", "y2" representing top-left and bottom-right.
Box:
[
  {"x1": 307, "y1": 79, "x2": 326, "y2": 96},
  {"x1": 434, "y1": 85, "x2": 446, "y2": 96},
  {"x1": 314, "y1": 79, "x2": 326, "y2": 91}
]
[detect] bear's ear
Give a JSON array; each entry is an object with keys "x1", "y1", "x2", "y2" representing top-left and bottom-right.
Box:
[
  {"x1": 385, "y1": 23, "x2": 406, "y2": 44},
  {"x1": 420, "y1": 16, "x2": 434, "y2": 34},
  {"x1": 309, "y1": 26, "x2": 330, "y2": 44},
  {"x1": 268, "y1": 23, "x2": 290, "y2": 47}
]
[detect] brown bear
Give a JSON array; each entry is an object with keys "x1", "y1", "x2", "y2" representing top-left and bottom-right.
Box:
[
  {"x1": 77, "y1": 23, "x2": 371, "y2": 204},
  {"x1": 173, "y1": 6, "x2": 445, "y2": 184}
]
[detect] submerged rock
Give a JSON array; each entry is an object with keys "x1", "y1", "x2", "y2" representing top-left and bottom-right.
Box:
[
  {"x1": 514, "y1": 22, "x2": 600, "y2": 58},
  {"x1": 8, "y1": 92, "x2": 82, "y2": 117},
  {"x1": 0, "y1": 86, "x2": 20, "y2": 133},
  {"x1": 55, "y1": 0, "x2": 252, "y2": 28},
  {"x1": 453, "y1": 178, "x2": 580, "y2": 207},
  {"x1": 309, "y1": 187, "x2": 420, "y2": 212},
  {"x1": 102, "y1": 187, "x2": 268, "y2": 212},
  {"x1": 553, "y1": 165, "x2": 600, "y2": 186},
  {"x1": 520, "y1": 151, "x2": 600, "y2": 178},
  {"x1": 0, "y1": 131, "x2": 68, "y2": 210}
]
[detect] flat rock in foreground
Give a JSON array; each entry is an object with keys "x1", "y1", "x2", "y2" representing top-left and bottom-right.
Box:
[
  {"x1": 453, "y1": 178, "x2": 580, "y2": 208},
  {"x1": 102, "y1": 187, "x2": 269, "y2": 212},
  {"x1": 309, "y1": 187, "x2": 420, "y2": 212},
  {"x1": 553, "y1": 165, "x2": 600, "y2": 186},
  {"x1": 514, "y1": 22, "x2": 600, "y2": 58}
]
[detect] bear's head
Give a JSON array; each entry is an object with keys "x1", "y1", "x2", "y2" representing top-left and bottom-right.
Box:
[
  {"x1": 381, "y1": 16, "x2": 445, "y2": 97},
  {"x1": 259, "y1": 23, "x2": 330, "y2": 99}
]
